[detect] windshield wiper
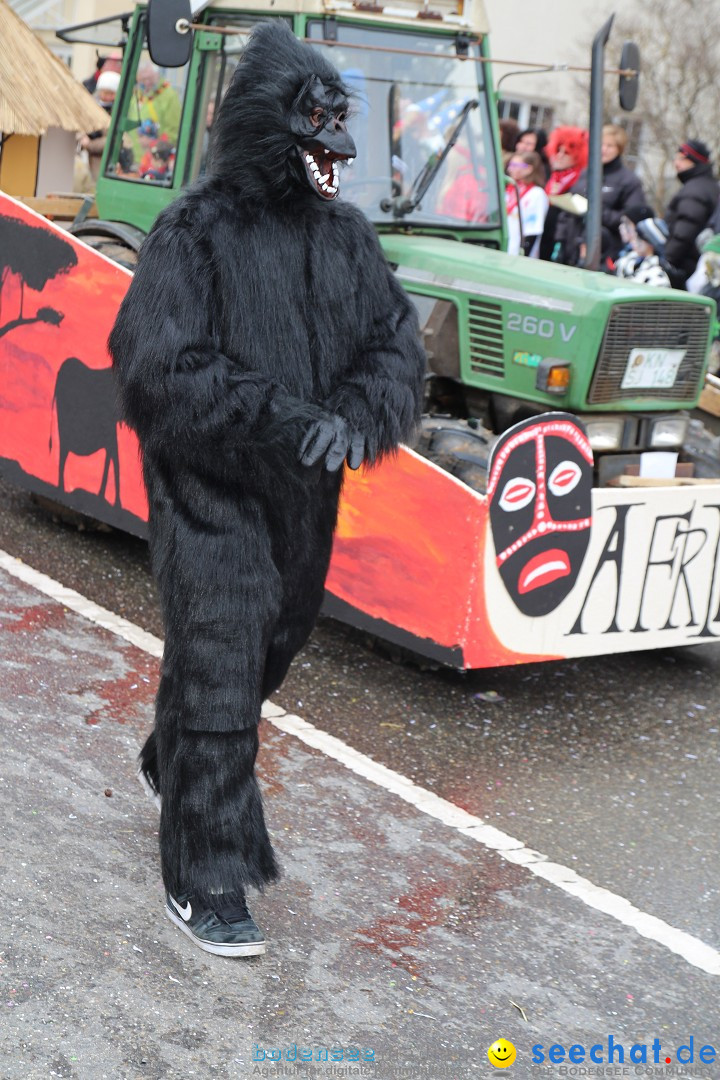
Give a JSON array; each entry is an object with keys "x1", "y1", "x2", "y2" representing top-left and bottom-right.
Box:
[{"x1": 381, "y1": 98, "x2": 479, "y2": 220}]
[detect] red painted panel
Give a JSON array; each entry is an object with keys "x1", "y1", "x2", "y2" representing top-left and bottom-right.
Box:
[
  {"x1": 330, "y1": 453, "x2": 484, "y2": 648},
  {"x1": 0, "y1": 192, "x2": 546, "y2": 668},
  {"x1": 0, "y1": 197, "x2": 137, "y2": 507}
]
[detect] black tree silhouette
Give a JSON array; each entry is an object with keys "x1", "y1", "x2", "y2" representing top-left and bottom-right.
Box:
[{"x1": 0, "y1": 216, "x2": 77, "y2": 339}]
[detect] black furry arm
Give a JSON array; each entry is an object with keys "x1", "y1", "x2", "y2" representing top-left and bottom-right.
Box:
[
  {"x1": 324, "y1": 222, "x2": 426, "y2": 462},
  {"x1": 109, "y1": 214, "x2": 329, "y2": 469}
]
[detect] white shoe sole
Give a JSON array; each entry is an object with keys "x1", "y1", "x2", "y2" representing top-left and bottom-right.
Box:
[
  {"x1": 165, "y1": 905, "x2": 266, "y2": 957},
  {"x1": 137, "y1": 769, "x2": 162, "y2": 811}
]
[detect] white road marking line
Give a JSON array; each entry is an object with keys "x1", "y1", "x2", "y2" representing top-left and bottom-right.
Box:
[
  {"x1": 270, "y1": 715, "x2": 720, "y2": 975},
  {"x1": 0, "y1": 550, "x2": 163, "y2": 658},
  {"x1": 2, "y1": 547, "x2": 719, "y2": 976}
]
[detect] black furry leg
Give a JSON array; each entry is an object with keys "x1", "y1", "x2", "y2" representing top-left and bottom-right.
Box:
[
  {"x1": 139, "y1": 654, "x2": 178, "y2": 796},
  {"x1": 138, "y1": 729, "x2": 160, "y2": 795},
  {"x1": 158, "y1": 724, "x2": 279, "y2": 905},
  {"x1": 147, "y1": 511, "x2": 285, "y2": 906},
  {"x1": 262, "y1": 477, "x2": 339, "y2": 700}
]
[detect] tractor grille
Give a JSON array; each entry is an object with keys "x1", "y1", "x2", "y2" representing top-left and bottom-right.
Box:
[
  {"x1": 467, "y1": 298, "x2": 504, "y2": 379},
  {"x1": 588, "y1": 301, "x2": 710, "y2": 404}
]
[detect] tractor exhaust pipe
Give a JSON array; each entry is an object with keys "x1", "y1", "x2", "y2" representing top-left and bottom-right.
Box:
[{"x1": 585, "y1": 14, "x2": 614, "y2": 272}]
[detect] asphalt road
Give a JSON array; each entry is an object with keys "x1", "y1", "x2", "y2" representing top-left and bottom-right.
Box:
[{"x1": 1, "y1": 471, "x2": 719, "y2": 1078}]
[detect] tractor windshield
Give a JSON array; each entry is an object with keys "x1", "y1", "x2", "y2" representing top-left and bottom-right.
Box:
[
  {"x1": 306, "y1": 22, "x2": 500, "y2": 229},
  {"x1": 104, "y1": 16, "x2": 190, "y2": 188}
]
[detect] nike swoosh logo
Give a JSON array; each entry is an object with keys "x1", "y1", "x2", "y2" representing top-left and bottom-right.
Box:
[{"x1": 169, "y1": 896, "x2": 192, "y2": 921}]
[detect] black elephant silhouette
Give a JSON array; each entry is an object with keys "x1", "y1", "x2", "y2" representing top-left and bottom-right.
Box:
[{"x1": 49, "y1": 357, "x2": 120, "y2": 506}]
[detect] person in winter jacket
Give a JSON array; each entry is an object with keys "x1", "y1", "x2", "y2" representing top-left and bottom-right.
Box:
[
  {"x1": 552, "y1": 124, "x2": 645, "y2": 269},
  {"x1": 615, "y1": 207, "x2": 672, "y2": 288},
  {"x1": 539, "y1": 126, "x2": 588, "y2": 260},
  {"x1": 79, "y1": 69, "x2": 120, "y2": 183},
  {"x1": 125, "y1": 62, "x2": 182, "y2": 164},
  {"x1": 686, "y1": 197, "x2": 720, "y2": 293},
  {"x1": 664, "y1": 139, "x2": 720, "y2": 288}
]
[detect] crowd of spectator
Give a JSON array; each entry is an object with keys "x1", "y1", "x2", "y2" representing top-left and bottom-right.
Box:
[
  {"x1": 76, "y1": 52, "x2": 180, "y2": 191},
  {"x1": 75, "y1": 53, "x2": 720, "y2": 303},
  {"x1": 503, "y1": 120, "x2": 720, "y2": 296}
]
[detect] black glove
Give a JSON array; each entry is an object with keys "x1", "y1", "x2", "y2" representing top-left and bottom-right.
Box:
[
  {"x1": 346, "y1": 431, "x2": 366, "y2": 470},
  {"x1": 299, "y1": 415, "x2": 351, "y2": 472}
]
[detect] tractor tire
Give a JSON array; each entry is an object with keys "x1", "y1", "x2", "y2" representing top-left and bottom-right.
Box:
[
  {"x1": 424, "y1": 423, "x2": 494, "y2": 495},
  {"x1": 30, "y1": 494, "x2": 113, "y2": 533},
  {"x1": 80, "y1": 236, "x2": 138, "y2": 272}
]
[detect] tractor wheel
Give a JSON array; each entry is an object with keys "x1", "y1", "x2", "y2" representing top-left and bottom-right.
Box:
[
  {"x1": 361, "y1": 632, "x2": 444, "y2": 672},
  {"x1": 79, "y1": 236, "x2": 139, "y2": 271},
  {"x1": 30, "y1": 494, "x2": 114, "y2": 533},
  {"x1": 422, "y1": 422, "x2": 495, "y2": 495}
]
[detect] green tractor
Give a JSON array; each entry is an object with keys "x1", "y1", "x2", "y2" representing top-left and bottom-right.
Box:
[{"x1": 59, "y1": 0, "x2": 716, "y2": 490}]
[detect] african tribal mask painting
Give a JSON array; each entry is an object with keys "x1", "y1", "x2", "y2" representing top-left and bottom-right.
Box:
[{"x1": 487, "y1": 413, "x2": 594, "y2": 617}]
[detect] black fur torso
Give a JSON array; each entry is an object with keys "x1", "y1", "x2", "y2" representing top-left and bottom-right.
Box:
[{"x1": 182, "y1": 180, "x2": 388, "y2": 402}]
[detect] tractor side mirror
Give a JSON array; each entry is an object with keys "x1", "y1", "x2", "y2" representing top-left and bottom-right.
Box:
[
  {"x1": 618, "y1": 41, "x2": 640, "y2": 111},
  {"x1": 147, "y1": 0, "x2": 193, "y2": 68}
]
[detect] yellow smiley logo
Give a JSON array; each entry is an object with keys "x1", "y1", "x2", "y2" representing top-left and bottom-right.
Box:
[{"x1": 487, "y1": 1039, "x2": 517, "y2": 1068}]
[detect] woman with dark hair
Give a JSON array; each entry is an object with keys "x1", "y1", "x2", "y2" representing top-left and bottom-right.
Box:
[
  {"x1": 499, "y1": 118, "x2": 519, "y2": 169},
  {"x1": 505, "y1": 151, "x2": 550, "y2": 257},
  {"x1": 516, "y1": 127, "x2": 550, "y2": 180}
]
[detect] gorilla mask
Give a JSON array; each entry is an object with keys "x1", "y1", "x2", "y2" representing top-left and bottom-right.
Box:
[
  {"x1": 209, "y1": 21, "x2": 356, "y2": 203},
  {"x1": 291, "y1": 76, "x2": 356, "y2": 200}
]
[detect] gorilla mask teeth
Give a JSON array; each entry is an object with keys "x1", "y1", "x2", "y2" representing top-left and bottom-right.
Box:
[{"x1": 301, "y1": 150, "x2": 341, "y2": 200}]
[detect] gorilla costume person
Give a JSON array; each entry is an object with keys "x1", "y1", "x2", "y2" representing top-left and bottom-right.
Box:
[{"x1": 109, "y1": 22, "x2": 426, "y2": 957}]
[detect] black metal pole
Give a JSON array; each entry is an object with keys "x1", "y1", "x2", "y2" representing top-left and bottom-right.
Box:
[{"x1": 585, "y1": 14, "x2": 614, "y2": 272}]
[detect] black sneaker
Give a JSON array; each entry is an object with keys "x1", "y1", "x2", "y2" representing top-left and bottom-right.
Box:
[{"x1": 166, "y1": 891, "x2": 266, "y2": 957}]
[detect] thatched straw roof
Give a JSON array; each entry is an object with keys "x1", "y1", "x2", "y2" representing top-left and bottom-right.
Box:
[{"x1": 0, "y1": 0, "x2": 110, "y2": 136}]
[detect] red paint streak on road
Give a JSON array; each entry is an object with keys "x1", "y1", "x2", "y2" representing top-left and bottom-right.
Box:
[
  {"x1": 1, "y1": 603, "x2": 69, "y2": 634},
  {"x1": 83, "y1": 654, "x2": 159, "y2": 726},
  {"x1": 353, "y1": 880, "x2": 447, "y2": 980}
]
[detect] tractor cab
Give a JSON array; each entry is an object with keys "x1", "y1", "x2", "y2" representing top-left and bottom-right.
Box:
[
  {"x1": 63, "y1": 1, "x2": 505, "y2": 254},
  {"x1": 60, "y1": 2, "x2": 717, "y2": 491}
]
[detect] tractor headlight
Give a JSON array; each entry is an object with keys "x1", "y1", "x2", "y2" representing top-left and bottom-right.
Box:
[
  {"x1": 648, "y1": 415, "x2": 689, "y2": 449},
  {"x1": 583, "y1": 417, "x2": 625, "y2": 451}
]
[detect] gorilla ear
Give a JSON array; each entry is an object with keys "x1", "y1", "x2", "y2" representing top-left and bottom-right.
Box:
[{"x1": 290, "y1": 76, "x2": 319, "y2": 114}]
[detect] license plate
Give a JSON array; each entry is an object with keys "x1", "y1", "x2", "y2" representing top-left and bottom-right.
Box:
[{"x1": 621, "y1": 347, "x2": 686, "y2": 390}]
